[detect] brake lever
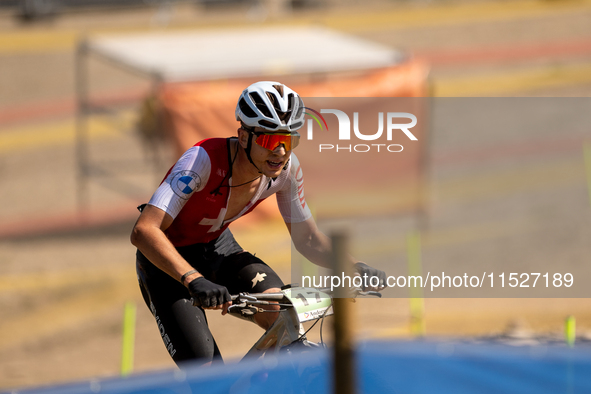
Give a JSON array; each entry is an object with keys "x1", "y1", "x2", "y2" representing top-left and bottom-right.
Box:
[
  {"x1": 237, "y1": 293, "x2": 257, "y2": 302},
  {"x1": 228, "y1": 304, "x2": 261, "y2": 316},
  {"x1": 228, "y1": 302, "x2": 247, "y2": 310}
]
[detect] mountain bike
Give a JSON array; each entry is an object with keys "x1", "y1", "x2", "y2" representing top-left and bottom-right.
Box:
[{"x1": 195, "y1": 284, "x2": 381, "y2": 361}]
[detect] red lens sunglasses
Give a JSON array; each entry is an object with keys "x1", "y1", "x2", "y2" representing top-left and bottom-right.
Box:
[{"x1": 250, "y1": 130, "x2": 301, "y2": 151}]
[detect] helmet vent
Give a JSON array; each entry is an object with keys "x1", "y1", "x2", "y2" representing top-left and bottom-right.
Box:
[
  {"x1": 277, "y1": 110, "x2": 290, "y2": 122},
  {"x1": 294, "y1": 96, "x2": 304, "y2": 118},
  {"x1": 239, "y1": 98, "x2": 257, "y2": 118},
  {"x1": 259, "y1": 120, "x2": 278, "y2": 129},
  {"x1": 272, "y1": 84, "x2": 284, "y2": 96},
  {"x1": 249, "y1": 92, "x2": 273, "y2": 118},
  {"x1": 266, "y1": 92, "x2": 282, "y2": 113}
]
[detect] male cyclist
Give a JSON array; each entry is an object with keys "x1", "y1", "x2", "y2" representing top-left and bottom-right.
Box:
[{"x1": 131, "y1": 81, "x2": 386, "y2": 366}]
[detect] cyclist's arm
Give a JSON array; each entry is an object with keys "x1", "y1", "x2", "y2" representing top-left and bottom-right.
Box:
[
  {"x1": 131, "y1": 204, "x2": 203, "y2": 285},
  {"x1": 278, "y1": 154, "x2": 355, "y2": 268},
  {"x1": 130, "y1": 205, "x2": 231, "y2": 312},
  {"x1": 131, "y1": 144, "x2": 212, "y2": 286},
  {"x1": 286, "y1": 217, "x2": 356, "y2": 269},
  {"x1": 287, "y1": 218, "x2": 386, "y2": 291}
]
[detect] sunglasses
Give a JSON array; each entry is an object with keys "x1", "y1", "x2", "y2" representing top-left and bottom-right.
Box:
[{"x1": 249, "y1": 130, "x2": 301, "y2": 151}]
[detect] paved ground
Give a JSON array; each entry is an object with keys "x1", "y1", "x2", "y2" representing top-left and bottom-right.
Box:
[{"x1": 1, "y1": 0, "x2": 591, "y2": 391}]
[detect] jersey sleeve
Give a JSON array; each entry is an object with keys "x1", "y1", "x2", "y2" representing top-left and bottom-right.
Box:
[
  {"x1": 276, "y1": 154, "x2": 313, "y2": 223},
  {"x1": 147, "y1": 146, "x2": 211, "y2": 219}
]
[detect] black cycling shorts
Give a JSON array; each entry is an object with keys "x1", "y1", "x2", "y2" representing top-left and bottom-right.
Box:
[{"x1": 136, "y1": 228, "x2": 284, "y2": 366}]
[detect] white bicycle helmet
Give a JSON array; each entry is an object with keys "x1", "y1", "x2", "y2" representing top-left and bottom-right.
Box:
[{"x1": 235, "y1": 81, "x2": 305, "y2": 132}]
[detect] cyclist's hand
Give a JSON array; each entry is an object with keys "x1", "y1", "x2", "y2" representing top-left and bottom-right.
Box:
[
  {"x1": 354, "y1": 262, "x2": 387, "y2": 291},
  {"x1": 188, "y1": 277, "x2": 232, "y2": 314}
]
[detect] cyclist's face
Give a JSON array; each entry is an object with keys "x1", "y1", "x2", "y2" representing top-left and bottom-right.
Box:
[{"x1": 239, "y1": 127, "x2": 292, "y2": 178}]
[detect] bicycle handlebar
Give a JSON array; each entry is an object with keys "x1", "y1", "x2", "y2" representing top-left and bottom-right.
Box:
[
  {"x1": 191, "y1": 292, "x2": 284, "y2": 307},
  {"x1": 315, "y1": 287, "x2": 382, "y2": 298},
  {"x1": 236, "y1": 293, "x2": 286, "y2": 301},
  {"x1": 192, "y1": 286, "x2": 381, "y2": 308}
]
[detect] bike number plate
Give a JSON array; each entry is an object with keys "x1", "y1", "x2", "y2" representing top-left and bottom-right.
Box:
[{"x1": 282, "y1": 287, "x2": 333, "y2": 323}]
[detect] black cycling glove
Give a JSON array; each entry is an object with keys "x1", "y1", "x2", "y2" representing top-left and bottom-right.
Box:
[
  {"x1": 354, "y1": 262, "x2": 387, "y2": 290},
  {"x1": 188, "y1": 277, "x2": 231, "y2": 308}
]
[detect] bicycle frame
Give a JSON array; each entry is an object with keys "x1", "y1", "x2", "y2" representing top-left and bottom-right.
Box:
[
  {"x1": 229, "y1": 286, "x2": 335, "y2": 361},
  {"x1": 242, "y1": 302, "x2": 306, "y2": 359}
]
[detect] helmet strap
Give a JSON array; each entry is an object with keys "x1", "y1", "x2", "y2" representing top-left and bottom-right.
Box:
[{"x1": 244, "y1": 132, "x2": 263, "y2": 174}]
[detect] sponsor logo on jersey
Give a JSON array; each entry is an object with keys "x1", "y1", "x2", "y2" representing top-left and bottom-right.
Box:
[
  {"x1": 252, "y1": 272, "x2": 267, "y2": 288},
  {"x1": 294, "y1": 165, "x2": 306, "y2": 209},
  {"x1": 171, "y1": 170, "x2": 201, "y2": 200}
]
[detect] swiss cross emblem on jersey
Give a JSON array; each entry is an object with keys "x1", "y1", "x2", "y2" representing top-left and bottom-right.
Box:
[
  {"x1": 171, "y1": 170, "x2": 201, "y2": 200},
  {"x1": 199, "y1": 208, "x2": 227, "y2": 233}
]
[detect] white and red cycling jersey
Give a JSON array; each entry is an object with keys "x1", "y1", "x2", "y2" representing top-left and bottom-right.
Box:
[{"x1": 148, "y1": 138, "x2": 312, "y2": 247}]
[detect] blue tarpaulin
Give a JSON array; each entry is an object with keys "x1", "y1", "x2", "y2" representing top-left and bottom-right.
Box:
[{"x1": 7, "y1": 340, "x2": 591, "y2": 394}]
